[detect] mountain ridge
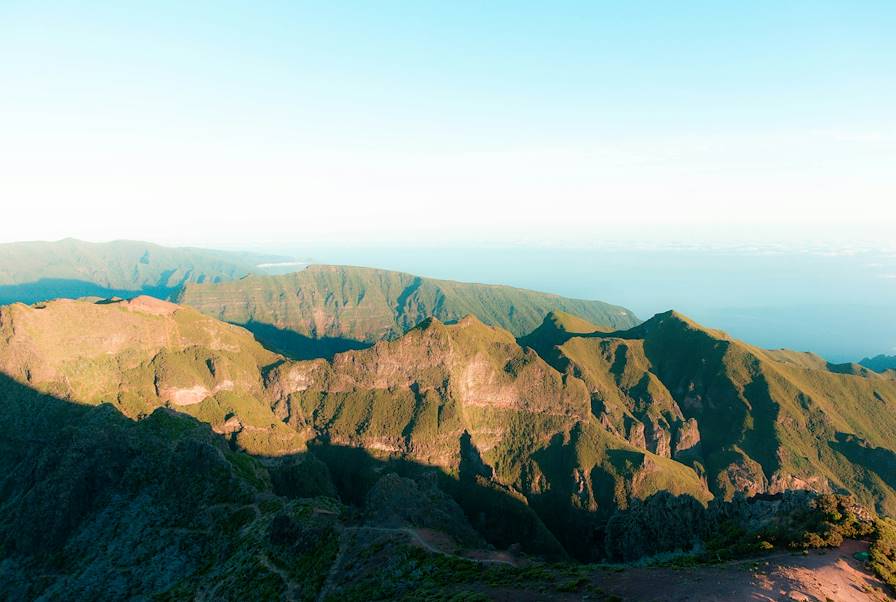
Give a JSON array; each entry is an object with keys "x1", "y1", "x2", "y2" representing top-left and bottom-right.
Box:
[
  {"x1": 0, "y1": 238, "x2": 289, "y2": 305},
  {"x1": 861, "y1": 354, "x2": 896, "y2": 374},
  {"x1": 177, "y1": 264, "x2": 640, "y2": 360}
]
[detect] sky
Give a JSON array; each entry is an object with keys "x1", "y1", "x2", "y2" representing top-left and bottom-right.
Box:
[{"x1": 1, "y1": 1, "x2": 895, "y2": 248}]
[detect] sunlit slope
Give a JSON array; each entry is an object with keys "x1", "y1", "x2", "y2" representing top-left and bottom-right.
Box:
[
  {"x1": 0, "y1": 297, "x2": 305, "y2": 455},
  {"x1": 526, "y1": 310, "x2": 896, "y2": 514},
  {"x1": 177, "y1": 264, "x2": 639, "y2": 358}
]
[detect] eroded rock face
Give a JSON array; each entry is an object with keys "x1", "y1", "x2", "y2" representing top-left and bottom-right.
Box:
[
  {"x1": 644, "y1": 416, "x2": 672, "y2": 458},
  {"x1": 626, "y1": 420, "x2": 647, "y2": 450},
  {"x1": 768, "y1": 472, "x2": 830, "y2": 495},
  {"x1": 673, "y1": 418, "x2": 702, "y2": 460},
  {"x1": 719, "y1": 456, "x2": 769, "y2": 498}
]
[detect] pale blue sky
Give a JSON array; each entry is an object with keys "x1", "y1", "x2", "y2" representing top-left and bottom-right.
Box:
[{"x1": 1, "y1": 1, "x2": 894, "y2": 246}]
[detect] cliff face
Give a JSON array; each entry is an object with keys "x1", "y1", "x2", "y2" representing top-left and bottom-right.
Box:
[
  {"x1": 266, "y1": 315, "x2": 590, "y2": 460},
  {"x1": 177, "y1": 264, "x2": 640, "y2": 359}
]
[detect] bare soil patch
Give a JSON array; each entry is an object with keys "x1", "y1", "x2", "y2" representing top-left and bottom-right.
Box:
[{"x1": 597, "y1": 540, "x2": 893, "y2": 602}]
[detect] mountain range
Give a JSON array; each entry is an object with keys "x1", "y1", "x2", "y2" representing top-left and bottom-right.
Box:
[
  {"x1": 0, "y1": 238, "x2": 285, "y2": 305},
  {"x1": 176, "y1": 264, "x2": 640, "y2": 359},
  {"x1": 861, "y1": 354, "x2": 896, "y2": 374},
  {"x1": 1, "y1": 242, "x2": 895, "y2": 598}
]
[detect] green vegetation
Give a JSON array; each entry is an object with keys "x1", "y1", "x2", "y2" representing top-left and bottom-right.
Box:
[
  {"x1": 328, "y1": 541, "x2": 598, "y2": 601},
  {"x1": 870, "y1": 517, "x2": 896, "y2": 590},
  {"x1": 178, "y1": 264, "x2": 640, "y2": 358},
  {"x1": 2, "y1": 290, "x2": 896, "y2": 597},
  {"x1": 0, "y1": 297, "x2": 306, "y2": 457},
  {"x1": 606, "y1": 492, "x2": 876, "y2": 566}
]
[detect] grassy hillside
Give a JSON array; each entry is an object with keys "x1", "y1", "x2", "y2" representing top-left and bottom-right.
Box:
[
  {"x1": 267, "y1": 314, "x2": 710, "y2": 559},
  {"x1": 528, "y1": 310, "x2": 896, "y2": 516},
  {"x1": 2, "y1": 297, "x2": 895, "y2": 567},
  {"x1": 0, "y1": 296, "x2": 305, "y2": 456},
  {"x1": 178, "y1": 264, "x2": 640, "y2": 359},
  {"x1": 0, "y1": 238, "x2": 286, "y2": 304}
]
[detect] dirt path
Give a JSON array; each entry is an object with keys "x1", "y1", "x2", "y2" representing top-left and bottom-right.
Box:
[
  {"x1": 259, "y1": 552, "x2": 300, "y2": 601},
  {"x1": 598, "y1": 540, "x2": 893, "y2": 602},
  {"x1": 315, "y1": 524, "x2": 519, "y2": 601},
  {"x1": 353, "y1": 526, "x2": 518, "y2": 566}
]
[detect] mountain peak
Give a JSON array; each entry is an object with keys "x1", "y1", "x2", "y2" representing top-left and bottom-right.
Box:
[
  {"x1": 123, "y1": 295, "x2": 179, "y2": 316},
  {"x1": 860, "y1": 354, "x2": 896, "y2": 373},
  {"x1": 624, "y1": 309, "x2": 730, "y2": 341},
  {"x1": 543, "y1": 310, "x2": 606, "y2": 334},
  {"x1": 412, "y1": 315, "x2": 447, "y2": 332}
]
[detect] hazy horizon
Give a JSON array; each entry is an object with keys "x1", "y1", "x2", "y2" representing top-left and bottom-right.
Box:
[
  {"x1": 3, "y1": 2, "x2": 895, "y2": 362},
  {"x1": 4, "y1": 235, "x2": 893, "y2": 363}
]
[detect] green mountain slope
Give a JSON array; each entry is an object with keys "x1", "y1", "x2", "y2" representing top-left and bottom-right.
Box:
[
  {"x1": 266, "y1": 314, "x2": 710, "y2": 558},
  {"x1": 0, "y1": 297, "x2": 696, "y2": 561},
  {"x1": 0, "y1": 374, "x2": 349, "y2": 599},
  {"x1": 177, "y1": 264, "x2": 640, "y2": 359},
  {"x1": 0, "y1": 238, "x2": 287, "y2": 304},
  {"x1": 0, "y1": 296, "x2": 306, "y2": 455},
  {"x1": 2, "y1": 298, "x2": 895, "y2": 568},
  {"x1": 528, "y1": 310, "x2": 896, "y2": 515}
]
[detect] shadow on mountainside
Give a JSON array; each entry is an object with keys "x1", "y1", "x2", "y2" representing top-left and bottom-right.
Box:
[
  {"x1": 3, "y1": 373, "x2": 893, "y2": 599},
  {"x1": 832, "y1": 433, "x2": 896, "y2": 499},
  {"x1": 0, "y1": 373, "x2": 576, "y2": 599},
  {"x1": 296, "y1": 438, "x2": 569, "y2": 560},
  {"x1": 0, "y1": 278, "x2": 179, "y2": 305},
  {"x1": 241, "y1": 321, "x2": 372, "y2": 361}
]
